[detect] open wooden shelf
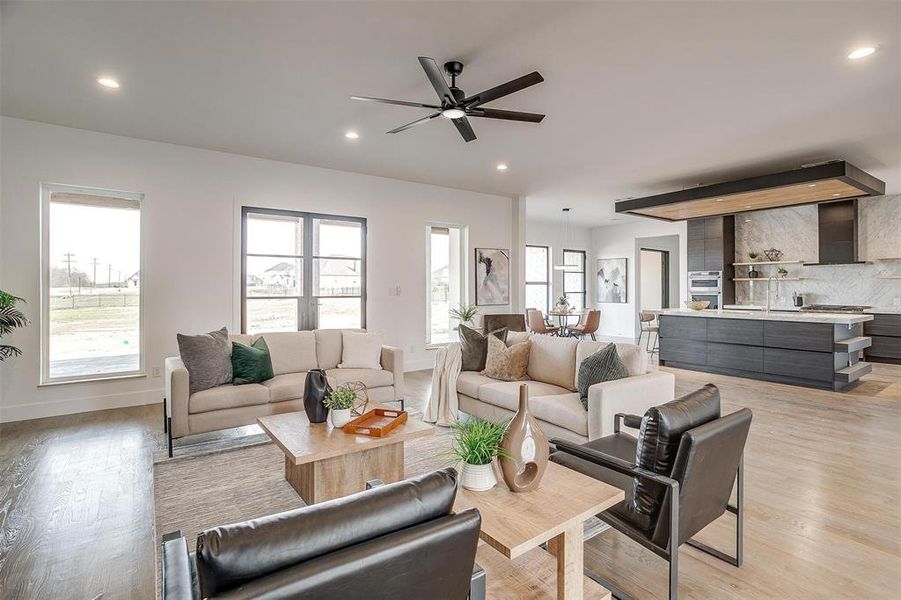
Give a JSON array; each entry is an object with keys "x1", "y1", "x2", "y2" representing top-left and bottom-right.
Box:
[
  {"x1": 734, "y1": 277, "x2": 803, "y2": 282},
  {"x1": 877, "y1": 275, "x2": 901, "y2": 280},
  {"x1": 732, "y1": 260, "x2": 806, "y2": 266}
]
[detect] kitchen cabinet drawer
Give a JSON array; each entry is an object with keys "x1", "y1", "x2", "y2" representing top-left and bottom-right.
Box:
[
  {"x1": 704, "y1": 239, "x2": 724, "y2": 270},
  {"x1": 867, "y1": 335, "x2": 901, "y2": 359},
  {"x1": 660, "y1": 316, "x2": 708, "y2": 341},
  {"x1": 864, "y1": 314, "x2": 901, "y2": 337},
  {"x1": 708, "y1": 342, "x2": 764, "y2": 372},
  {"x1": 660, "y1": 338, "x2": 707, "y2": 365},
  {"x1": 687, "y1": 239, "x2": 705, "y2": 271},
  {"x1": 707, "y1": 318, "x2": 764, "y2": 346},
  {"x1": 764, "y1": 321, "x2": 833, "y2": 352},
  {"x1": 764, "y1": 348, "x2": 834, "y2": 382}
]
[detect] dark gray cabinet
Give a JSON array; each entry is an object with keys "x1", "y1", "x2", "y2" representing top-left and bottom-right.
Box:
[
  {"x1": 763, "y1": 321, "x2": 834, "y2": 352},
  {"x1": 707, "y1": 318, "x2": 764, "y2": 346},
  {"x1": 686, "y1": 215, "x2": 735, "y2": 304},
  {"x1": 865, "y1": 314, "x2": 901, "y2": 363}
]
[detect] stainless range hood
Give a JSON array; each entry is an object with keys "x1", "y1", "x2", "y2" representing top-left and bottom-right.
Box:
[{"x1": 803, "y1": 199, "x2": 867, "y2": 266}]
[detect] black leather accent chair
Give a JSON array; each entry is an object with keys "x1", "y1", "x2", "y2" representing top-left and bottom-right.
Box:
[
  {"x1": 550, "y1": 384, "x2": 752, "y2": 600},
  {"x1": 161, "y1": 468, "x2": 484, "y2": 600}
]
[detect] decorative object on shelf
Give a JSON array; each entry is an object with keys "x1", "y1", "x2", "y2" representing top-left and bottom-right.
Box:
[
  {"x1": 499, "y1": 384, "x2": 549, "y2": 492},
  {"x1": 748, "y1": 252, "x2": 760, "y2": 261},
  {"x1": 777, "y1": 267, "x2": 789, "y2": 278},
  {"x1": 451, "y1": 418, "x2": 509, "y2": 491},
  {"x1": 449, "y1": 304, "x2": 478, "y2": 328},
  {"x1": 303, "y1": 368, "x2": 332, "y2": 423},
  {"x1": 748, "y1": 265, "x2": 760, "y2": 278},
  {"x1": 0, "y1": 290, "x2": 28, "y2": 362},
  {"x1": 685, "y1": 300, "x2": 711, "y2": 311},
  {"x1": 323, "y1": 385, "x2": 358, "y2": 428},
  {"x1": 554, "y1": 295, "x2": 571, "y2": 313},
  {"x1": 342, "y1": 408, "x2": 407, "y2": 437},
  {"x1": 793, "y1": 291, "x2": 804, "y2": 307},
  {"x1": 763, "y1": 248, "x2": 784, "y2": 262},
  {"x1": 597, "y1": 257, "x2": 627, "y2": 303},
  {"x1": 475, "y1": 248, "x2": 510, "y2": 306}
]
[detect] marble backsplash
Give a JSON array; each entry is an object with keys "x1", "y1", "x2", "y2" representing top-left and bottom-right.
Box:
[{"x1": 734, "y1": 194, "x2": 901, "y2": 308}]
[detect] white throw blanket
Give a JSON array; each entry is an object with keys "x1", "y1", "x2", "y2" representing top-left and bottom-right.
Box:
[{"x1": 423, "y1": 342, "x2": 462, "y2": 426}]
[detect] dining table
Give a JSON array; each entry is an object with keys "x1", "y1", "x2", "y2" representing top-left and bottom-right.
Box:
[{"x1": 546, "y1": 309, "x2": 584, "y2": 336}]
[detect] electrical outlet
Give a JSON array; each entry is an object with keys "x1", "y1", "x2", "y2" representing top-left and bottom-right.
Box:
[{"x1": 152, "y1": 366, "x2": 161, "y2": 378}]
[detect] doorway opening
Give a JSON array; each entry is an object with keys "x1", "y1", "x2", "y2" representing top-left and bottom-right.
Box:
[{"x1": 639, "y1": 248, "x2": 670, "y2": 310}]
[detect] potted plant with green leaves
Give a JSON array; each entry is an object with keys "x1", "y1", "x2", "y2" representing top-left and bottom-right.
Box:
[
  {"x1": 450, "y1": 418, "x2": 509, "y2": 491},
  {"x1": 748, "y1": 252, "x2": 761, "y2": 279},
  {"x1": 449, "y1": 304, "x2": 478, "y2": 329},
  {"x1": 0, "y1": 291, "x2": 28, "y2": 362},
  {"x1": 323, "y1": 385, "x2": 357, "y2": 428},
  {"x1": 554, "y1": 294, "x2": 571, "y2": 313},
  {"x1": 777, "y1": 267, "x2": 789, "y2": 278}
]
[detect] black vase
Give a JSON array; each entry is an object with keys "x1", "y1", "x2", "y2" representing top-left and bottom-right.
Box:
[{"x1": 303, "y1": 369, "x2": 331, "y2": 423}]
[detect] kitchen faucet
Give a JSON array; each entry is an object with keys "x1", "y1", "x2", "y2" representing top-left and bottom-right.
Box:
[{"x1": 765, "y1": 275, "x2": 779, "y2": 312}]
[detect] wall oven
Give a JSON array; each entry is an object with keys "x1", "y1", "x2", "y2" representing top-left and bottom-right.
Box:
[{"x1": 688, "y1": 271, "x2": 722, "y2": 309}]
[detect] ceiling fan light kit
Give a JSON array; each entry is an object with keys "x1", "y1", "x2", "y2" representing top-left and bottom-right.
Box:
[{"x1": 352, "y1": 57, "x2": 545, "y2": 142}]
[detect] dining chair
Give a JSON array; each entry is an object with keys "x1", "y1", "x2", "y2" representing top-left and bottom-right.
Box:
[
  {"x1": 527, "y1": 308, "x2": 559, "y2": 335},
  {"x1": 639, "y1": 311, "x2": 659, "y2": 354},
  {"x1": 569, "y1": 309, "x2": 600, "y2": 340}
]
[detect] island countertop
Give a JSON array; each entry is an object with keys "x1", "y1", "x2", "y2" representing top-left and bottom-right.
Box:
[{"x1": 651, "y1": 308, "x2": 873, "y2": 325}]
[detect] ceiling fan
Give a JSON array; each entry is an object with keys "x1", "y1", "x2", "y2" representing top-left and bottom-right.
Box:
[{"x1": 352, "y1": 57, "x2": 545, "y2": 142}]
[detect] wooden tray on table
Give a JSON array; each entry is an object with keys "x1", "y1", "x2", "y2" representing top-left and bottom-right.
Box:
[{"x1": 343, "y1": 408, "x2": 408, "y2": 437}]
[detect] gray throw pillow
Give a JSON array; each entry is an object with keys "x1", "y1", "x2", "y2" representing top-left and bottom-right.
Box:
[
  {"x1": 177, "y1": 327, "x2": 233, "y2": 394},
  {"x1": 459, "y1": 324, "x2": 508, "y2": 371},
  {"x1": 577, "y1": 343, "x2": 630, "y2": 409}
]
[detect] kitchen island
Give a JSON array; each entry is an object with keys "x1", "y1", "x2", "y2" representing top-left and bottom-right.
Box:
[{"x1": 654, "y1": 309, "x2": 874, "y2": 390}]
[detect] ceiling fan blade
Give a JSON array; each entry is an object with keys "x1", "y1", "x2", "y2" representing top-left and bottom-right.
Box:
[
  {"x1": 351, "y1": 95, "x2": 441, "y2": 109},
  {"x1": 451, "y1": 116, "x2": 477, "y2": 142},
  {"x1": 467, "y1": 108, "x2": 545, "y2": 123},
  {"x1": 387, "y1": 112, "x2": 442, "y2": 134},
  {"x1": 418, "y1": 57, "x2": 455, "y2": 105},
  {"x1": 463, "y1": 71, "x2": 544, "y2": 107}
]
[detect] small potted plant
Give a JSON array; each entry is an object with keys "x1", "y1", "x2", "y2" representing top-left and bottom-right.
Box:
[
  {"x1": 449, "y1": 304, "x2": 478, "y2": 329},
  {"x1": 323, "y1": 385, "x2": 357, "y2": 428},
  {"x1": 555, "y1": 295, "x2": 571, "y2": 313},
  {"x1": 450, "y1": 418, "x2": 509, "y2": 491},
  {"x1": 747, "y1": 252, "x2": 761, "y2": 279},
  {"x1": 777, "y1": 267, "x2": 789, "y2": 278}
]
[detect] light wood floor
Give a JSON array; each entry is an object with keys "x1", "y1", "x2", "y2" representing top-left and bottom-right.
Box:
[{"x1": 1, "y1": 364, "x2": 899, "y2": 599}]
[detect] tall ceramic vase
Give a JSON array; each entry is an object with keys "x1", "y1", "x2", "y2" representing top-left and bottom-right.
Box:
[{"x1": 499, "y1": 384, "x2": 549, "y2": 492}]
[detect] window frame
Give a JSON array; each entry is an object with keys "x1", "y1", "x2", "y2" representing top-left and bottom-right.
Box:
[
  {"x1": 525, "y1": 244, "x2": 551, "y2": 314},
  {"x1": 425, "y1": 222, "x2": 468, "y2": 347},
  {"x1": 241, "y1": 207, "x2": 367, "y2": 334},
  {"x1": 563, "y1": 249, "x2": 587, "y2": 310},
  {"x1": 40, "y1": 182, "x2": 146, "y2": 385}
]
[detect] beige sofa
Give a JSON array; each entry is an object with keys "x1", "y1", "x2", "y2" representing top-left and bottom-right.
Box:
[
  {"x1": 164, "y1": 329, "x2": 403, "y2": 454},
  {"x1": 457, "y1": 333, "x2": 674, "y2": 443}
]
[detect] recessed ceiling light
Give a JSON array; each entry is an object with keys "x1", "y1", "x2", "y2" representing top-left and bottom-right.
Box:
[
  {"x1": 496, "y1": 163, "x2": 508, "y2": 171},
  {"x1": 807, "y1": 184, "x2": 816, "y2": 187},
  {"x1": 744, "y1": 205, "x2": 751, "y2": 209},
  {"x1": 344, "y1": 131, "x2": 359, "y2": 140},
  {"x1": 97, "y1": 77, "x2": 120, "y2": 89},
  {"x1": 832, "y1": 193, "x2": 841, "y2": 197},
  {"x1": 848, "y1": 46, "x2": 877, "y2": 60},
  {"x1": 715, "y1": 198, "x2": 724, "y2": 202},
  {"x1": 442, "y1": 108, "x2": 466, "y2": 119}
]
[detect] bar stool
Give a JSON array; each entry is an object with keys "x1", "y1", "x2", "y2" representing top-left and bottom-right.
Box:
[{"x1": 639, "y1": 311, "x2": 659, "y2": 354}]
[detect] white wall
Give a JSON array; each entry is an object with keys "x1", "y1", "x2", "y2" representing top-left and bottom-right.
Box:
[
  {"x1": 591, "y1": 219, "x2": 688, "y2": 340},
  {"x1": 525, "y1": 219, "x2": 594, "y2": 308},
  {"x1": 0, "y1": 117, "x2": 516, "y2": 421}
]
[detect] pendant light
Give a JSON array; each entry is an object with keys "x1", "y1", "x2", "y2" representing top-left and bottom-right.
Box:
[{"x1": 553, "y1": 208, "x2": 580, "y2": 271}]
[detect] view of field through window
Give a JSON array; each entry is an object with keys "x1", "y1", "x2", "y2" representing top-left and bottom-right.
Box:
[{"x1": 46, "y1": 189, "x2": 142, "y2": 381}]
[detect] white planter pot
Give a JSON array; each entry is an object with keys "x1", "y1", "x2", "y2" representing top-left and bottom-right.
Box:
[
  {"x1": 461, "y1": 462, "x2": 497, "y2": 492},
  {"x1": 330, "y1": 408, "x2": 352, "y2": 428}
]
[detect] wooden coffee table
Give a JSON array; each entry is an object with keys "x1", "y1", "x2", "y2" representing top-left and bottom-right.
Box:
[
  {"x1": 454, "y1": 461, "x2": 624, "y2": 600},
  {"x1": 257, "y1": 409, "x2": 434, "y2": 504}
]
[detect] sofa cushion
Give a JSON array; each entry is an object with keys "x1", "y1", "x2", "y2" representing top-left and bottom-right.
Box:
[
  {"x1": 339, "y1": 330, "x2": 384, "y2": 370},
  {"x1": 325, "y1": 368, "x2": 394, "y2": 389},
  {"x1": 575, "y1": 341, "x2": 647, "y2": 388},
  {"x1": 257, "y1": 331, "x2": 318, "y2": 376},
  {"x1": 478, "y1": 380, "x2": 571, "y2": 411},
  {"x1": 577, "y1": 343, "x2": 630, "y2": 409},
  {"x1": 506, "y1": 331, "x2": 530, "y2": 347},
  {"x1": 231, "y1": 338, "x2": 275, "y2": 385},
  {"x1": 262, "y1": 373, "x2": 309, "y2": 403},
  {"x1": 527, "y1": 334, "x2": 578, "y2": 391},
  {"x1": 229, "y1": 333, "x2": 253, "y2": 346},
  {"x1": 189, "y1": 383, "x2": 269, "y2": 414},
  {"x1": 530, "y1": 393, "x2": 589, "y2": 437},
  {"x1": 178, "y1": 327, "x2": 233, "y2": 394},
  {"x1": 482, "y1": 336, "x2": 531, "y2": 381},
  {"x1": 459, "y1": 325, "x2": 507, "y2": 371},
  {"x1": 314, "y1": 329, "x2": 342, "y2": 369},
  {"x1": 456, "y1": 371, "x2": 498, "y2": 398}
]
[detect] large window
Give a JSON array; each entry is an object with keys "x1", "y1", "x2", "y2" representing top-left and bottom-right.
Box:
[
  {"x1": 427, "y1": 224, "x2": 466, "y2": 345},
  {"x1": 525, "y1": 245, "x2": 550, "y2": 314},
  {"x1": 563, "y1": 249, "x2": 587, "y2": 311},
  {"x1": 41, "y1": 183, "x2": 143, "y2": 383},
  {"x1": 242, "y1": 208, "x2": 365, "y2": 334}
]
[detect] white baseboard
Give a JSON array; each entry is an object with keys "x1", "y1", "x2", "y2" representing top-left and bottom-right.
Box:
[{"x1": 0, "y1": 388, "x2": 162, "y2": 423}]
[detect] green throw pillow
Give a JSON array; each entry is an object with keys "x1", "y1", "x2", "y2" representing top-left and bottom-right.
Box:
[
  {"x1": 231, "y1": 338, "x2": 275, "y2": 385},
  {"x1": 577, "y1": 343, "x2": 630, "y2": 409}
]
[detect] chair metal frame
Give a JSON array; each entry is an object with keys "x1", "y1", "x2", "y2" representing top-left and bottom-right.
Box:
[{"x1": 551, "y1": 413, "x2": 744, "y2": 600}]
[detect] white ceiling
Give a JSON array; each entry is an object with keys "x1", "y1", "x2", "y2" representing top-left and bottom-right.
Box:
[{"x1": 2, "y1": 1, "x2": 899, "y2": 226}]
